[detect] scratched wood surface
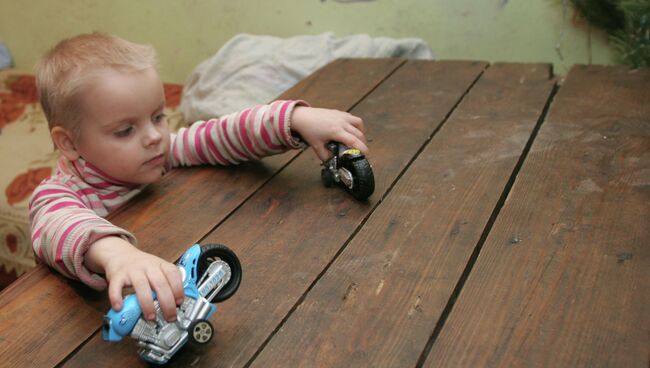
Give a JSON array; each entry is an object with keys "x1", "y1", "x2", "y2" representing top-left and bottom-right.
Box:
[
  {"x1": 424, "y1": 66, "x2": 650, "y2": 367},
  {"x1": 2, "y1": 60, "x2": 648, "y2": 368},
  {"x1": 63, "y1": 60, "x2": 488, "y2": 367},
  {"x1": 250, "y1": 63, "x2": 555, "y2": 368},
  {"x1": 0, "y1": 58, "x2": 404, "y2": 368}
]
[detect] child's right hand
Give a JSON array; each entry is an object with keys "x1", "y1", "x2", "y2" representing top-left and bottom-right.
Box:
[
  {"x1": 290, "y1": 106, "x2": 368, "y2": 162},
  {"x1": 85, "y1": 236, "x2": 184, "y2": 322}
]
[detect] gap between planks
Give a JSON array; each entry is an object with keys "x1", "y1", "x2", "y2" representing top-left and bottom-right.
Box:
[{"x1": 414, "y1": 78, "x2": 559, "y2": 368}]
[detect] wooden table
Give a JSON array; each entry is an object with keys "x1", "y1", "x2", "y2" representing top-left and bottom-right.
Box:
[{"x1": 0, "y1": 59, "x2": 647, "y2": 368}]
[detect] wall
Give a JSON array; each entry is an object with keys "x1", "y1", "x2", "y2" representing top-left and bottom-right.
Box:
[{"x1": 0, "y1": 0, "x2": 617, "y2": 83}]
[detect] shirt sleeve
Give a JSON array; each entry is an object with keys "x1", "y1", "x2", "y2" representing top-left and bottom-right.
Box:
[
  {"x1": 29, "y1": 181, "x2": 137, "y2": 290},
  {"x1": 168, "y1": 100, "x2": 308, "y2": 167}
]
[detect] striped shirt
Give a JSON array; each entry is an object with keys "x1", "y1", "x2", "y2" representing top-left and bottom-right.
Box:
[{"x1": 29, "y1": 100, "x2": 306, "y2": 289}]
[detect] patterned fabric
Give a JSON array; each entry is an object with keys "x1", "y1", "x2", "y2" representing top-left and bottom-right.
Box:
[
  {"x1": 29, "y1": 100, "x2": 305, "y2": 290},
  {"x1": 0, "y1": 70, "x2": 186, "y2": 287}
]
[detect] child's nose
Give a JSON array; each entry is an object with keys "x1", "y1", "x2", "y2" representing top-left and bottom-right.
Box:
[{"x1": 144, "y1": 123, "x2": 163, "y2": 146}]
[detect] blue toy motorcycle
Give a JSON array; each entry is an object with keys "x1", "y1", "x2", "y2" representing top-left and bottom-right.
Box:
[{"x1": 102, "y1": 243, "x2": 242, "y2": 364}]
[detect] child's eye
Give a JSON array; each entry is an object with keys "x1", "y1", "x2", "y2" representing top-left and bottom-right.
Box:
[
  {"x1": 114, "y1": 126, "x2": 134, "y2": 138},
  {"x1": 153, "y1": 112, "x2": 167, "y2": 124}
]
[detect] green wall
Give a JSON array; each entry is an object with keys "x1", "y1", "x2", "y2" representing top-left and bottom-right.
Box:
[{"x1": 0, "y1": 0, "x2": 617, "y2": 83}]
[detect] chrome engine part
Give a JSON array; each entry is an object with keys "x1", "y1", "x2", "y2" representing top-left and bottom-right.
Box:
[{"x1": 131, "y1": 260, "x2": 231, "y2": 364}]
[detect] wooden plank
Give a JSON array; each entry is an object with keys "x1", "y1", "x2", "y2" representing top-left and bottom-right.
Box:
[
  {"x1": 0, "y1": 58, "x2": 403, "y2": 368},
  {"x1": 424, "y1": 65, "x2": 650, "y2": 367},
  {"x1": 248, "y1": 63, "x2": 555, "y2": 367},
  {"x1": 63, "y1": 60, "x2": 488, "y2": 367},
  {"x1": 0, "y1": 267, "x2": 101, "y2": 367}
]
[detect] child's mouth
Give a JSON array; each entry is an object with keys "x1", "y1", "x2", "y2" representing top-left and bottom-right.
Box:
[{"x1": 145, "y1": 154, "x2": 165, "y2": 166}]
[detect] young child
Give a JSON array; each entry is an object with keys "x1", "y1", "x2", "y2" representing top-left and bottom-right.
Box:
[{"x1": 30, "y1": 33, "x2": 367, "y2": 323}]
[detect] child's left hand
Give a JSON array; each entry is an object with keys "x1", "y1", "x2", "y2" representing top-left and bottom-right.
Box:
[{"x1": 291, "y1": 106, "x2": 368, "y2": 161}]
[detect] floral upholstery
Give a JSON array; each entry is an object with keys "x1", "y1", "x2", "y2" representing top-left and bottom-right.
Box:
[{"x1": 0, "y1": 70, "x2": 185, "y2": 288}]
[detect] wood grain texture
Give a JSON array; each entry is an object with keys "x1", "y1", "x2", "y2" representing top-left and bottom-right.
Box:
[
  {"x1": 0, "y1": 267, "x2": 102, "y2": 367},
  {"x1": 64, "y1": 60, "x2": 488, "y2": 367},
  {"x1": 0, "y1": 58, "x2": 403, "y2": 368},
  {"x1": 424, "y1": 65, "x2": 650, "y2": 367},
  {"x1": 250, "y1": 63, "x2": 555, "y2": 368}
]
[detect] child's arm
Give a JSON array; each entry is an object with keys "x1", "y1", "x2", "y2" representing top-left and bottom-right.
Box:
[
  {"x1": 29, "y1": 181, "x2": 183, "y2": 321},
  {"x1": 167, "y1": 100, "x2": 367, "y2": 167},
  {"x1": 168, "y1": 100, "x2": 306, "y2": 167},
  {"x1": 29, "y1": 181, "x2": 136, "y2": 288}
]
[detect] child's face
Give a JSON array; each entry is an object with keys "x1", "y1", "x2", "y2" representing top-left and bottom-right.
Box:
[{"x1": 73, "y1": 67, "x2": 170, "y2": 185}]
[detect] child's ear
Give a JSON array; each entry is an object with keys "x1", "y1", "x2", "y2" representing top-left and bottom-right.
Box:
[{"x1": 51, "y1": 126, "x2": 80, "y2": 161}]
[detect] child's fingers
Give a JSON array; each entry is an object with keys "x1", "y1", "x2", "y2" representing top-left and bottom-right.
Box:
[
  {"x1": 148, "y1": 267, "x2": 177, "y2": 322},
  {"x1": 131, "y1": 272, "x2": 156, "y2": 321},
  {"x1": 313, "y1": 143, "x2": 332, "y2": 162},
  {"x1": 346, "y1": 114, "x2": 364, "y2": 132},
  {"x1": 344, "y1": 125, "x2": 367, "y2": 144},
  {"x1": 341, "y1": 134, "x2": 369, "y2": 155},
  {"x1": 161, "y1": 263, "x2": 185, "y2": 305},
  {"x1": 108, "y1": 277, "x2": 125, "y2": 311}
]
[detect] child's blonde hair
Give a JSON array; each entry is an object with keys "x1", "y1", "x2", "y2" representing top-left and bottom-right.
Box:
[{"x1": 36, "y1": 32, "x2": 157, "y2": 136}]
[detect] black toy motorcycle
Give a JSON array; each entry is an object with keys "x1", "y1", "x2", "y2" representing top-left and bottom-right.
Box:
[{"x1": 320, "y1": 142, "x2": 375, "y2": 201}]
